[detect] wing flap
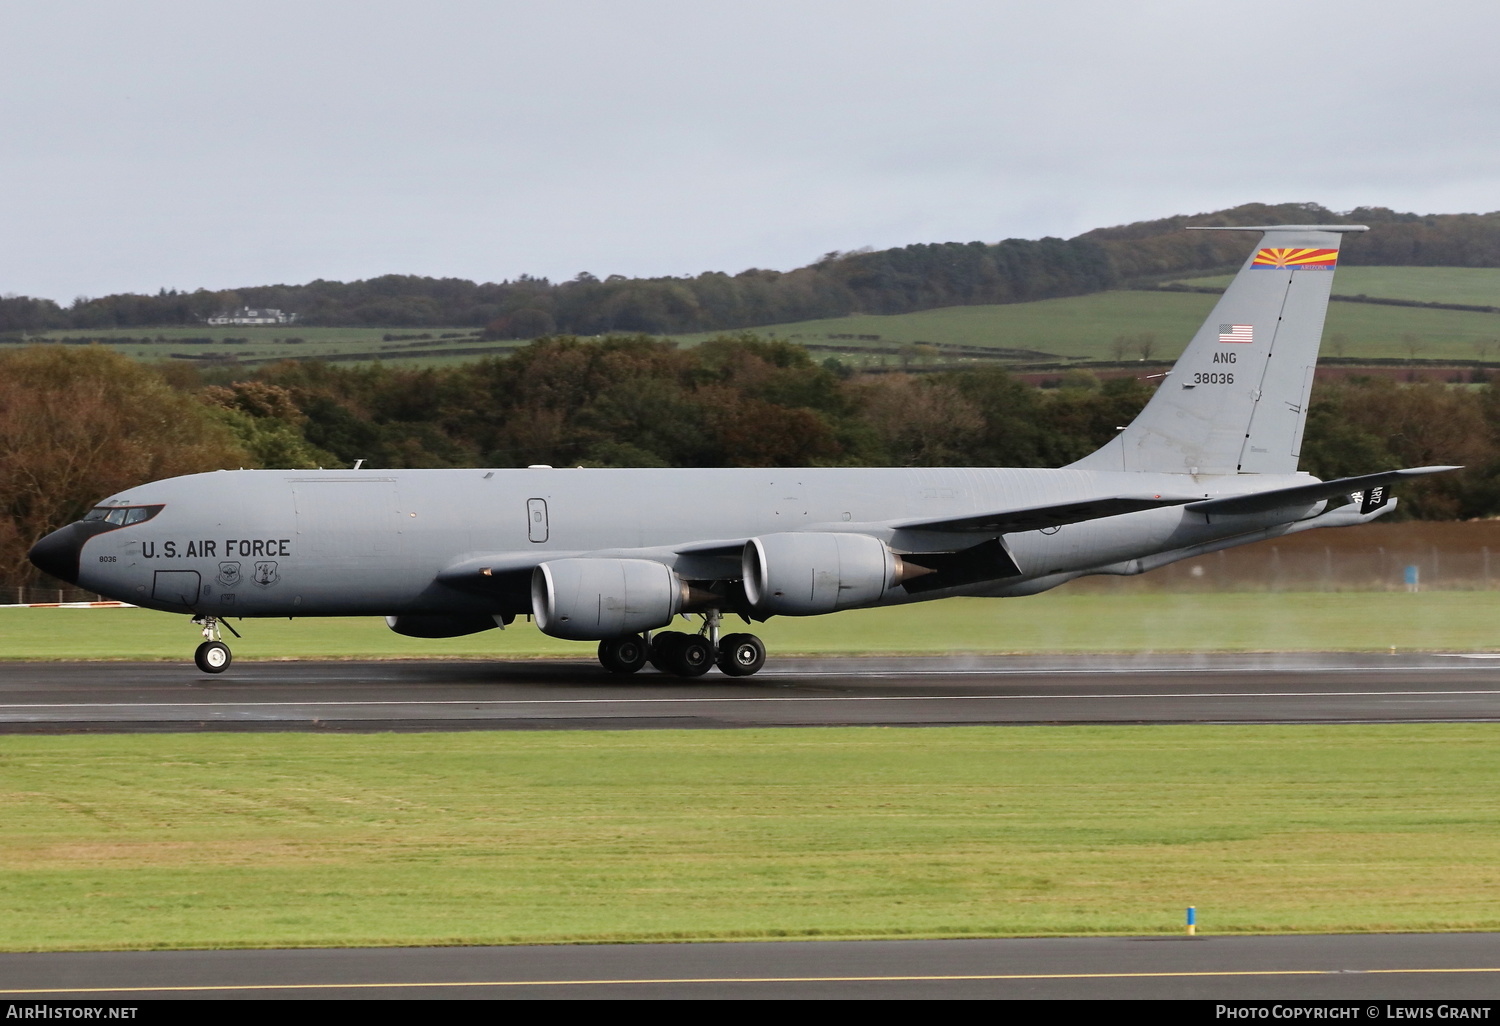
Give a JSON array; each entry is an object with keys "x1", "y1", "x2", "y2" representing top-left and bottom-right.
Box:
[
  {"x1": 894, "y1": 494, "x2": 1197, "y2": 535},
  {"x1": 1186, "y1": 466, "x2": 1460, "y2": 516},
  {"x1": 900, "y1": 538, "x2": 1023, "y2": 594}
]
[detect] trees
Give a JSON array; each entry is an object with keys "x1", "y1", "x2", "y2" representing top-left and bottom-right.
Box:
[
  {"x1": 0, "y1": 347, "x2": 249, "y2": 584},
  {"x1": 199, "y1": 381, "x2": 338, "y2": 470},
  {"x1": 11, "y1": 334, "x2": 1500, "y2": 590},
  {"x1": 0, "y1": 295, "x2": 65, "y2": 333}
]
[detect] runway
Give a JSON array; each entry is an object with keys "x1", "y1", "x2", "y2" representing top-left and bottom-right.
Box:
[
  {"x1": 5, "y1": 658, "x2": 1499, "y2": 1001},
  {"x1": 5, "y1": 933, "x2": 1500, "y2": 999},
  {"x1": 2, "y1": 652, "x2": 1500, "y2": 731}
]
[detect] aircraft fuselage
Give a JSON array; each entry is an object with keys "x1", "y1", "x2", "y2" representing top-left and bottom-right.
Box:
[
  {"x1": 29, "y1": 223, "x2": 1442, "y2": 677},
  {"x1": 51, "y1": 464, "x2": 1327, "y2": 619}
]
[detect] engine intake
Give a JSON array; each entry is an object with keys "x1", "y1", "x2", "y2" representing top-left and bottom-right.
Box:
[
  {"x1": 743, "y1": 533, "x2": 908, "y2": 616},
  {"x1": 531, "y1": 558, "x2": 684, "y2": 640}
]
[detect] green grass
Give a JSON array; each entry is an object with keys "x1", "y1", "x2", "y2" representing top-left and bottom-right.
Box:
[
  {"x1": 1175, "y1": 266, "x2": 1500, "y2": 308},
  {"x1": 3, "y1": 591, "x2": 1497, "y2": 662},
  {"x1": 5, "y1": 326, "x2": 505, "y2": 368},
  {"x1": 668, "y1": 289, "x2": 1500, "y2": 365},
  {"x1": 670, "y1": 292, "x2": 1217, "y2": 360},
  {"x1": 3, "y1": 725, "x2": 1500, "y2": 949}
]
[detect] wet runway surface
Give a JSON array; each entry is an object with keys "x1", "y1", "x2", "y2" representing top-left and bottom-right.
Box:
[
  {"x1": 2, "y1": 652, "x2": 1500, "y2": 732},
  {"x1": 5, "y1": 933, "x2": 1500, "y2": 999}
]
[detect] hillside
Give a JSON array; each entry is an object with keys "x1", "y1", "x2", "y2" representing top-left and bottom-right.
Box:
[
  {"x1": 3, "y1": 202, "x2": 1497, "y2": 340},
  {"x1": 668, "y1": 271, "x2": 1500, "y2": 369},
  {"x1": 1171, "y1": 266, "x2": 1500, "y2": 308},
  {"x1": 12, "y1": 265, "x2": 1498, "y2": 372}
]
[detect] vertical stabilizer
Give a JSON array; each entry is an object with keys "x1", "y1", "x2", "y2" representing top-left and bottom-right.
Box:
[{"x1": 1070, "y1": 224, "x2": 1367, "y2": 475}]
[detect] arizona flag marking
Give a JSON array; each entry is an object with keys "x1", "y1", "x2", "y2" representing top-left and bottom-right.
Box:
[{"x1": 1252, "y1": 247, "x2": 1338, "y2": 270}]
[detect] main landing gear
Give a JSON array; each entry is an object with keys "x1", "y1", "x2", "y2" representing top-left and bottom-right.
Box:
[
  {"x1": 190, "y1": 615, "x2": 238, "y2": 674},
  {"x1": 596, "y1": 611, "x2": 766, "y2": 678}
]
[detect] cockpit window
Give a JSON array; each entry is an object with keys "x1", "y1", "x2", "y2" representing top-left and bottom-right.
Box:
[{"x1": 82, "y1": 505, "x2": 163, "y2": 528}]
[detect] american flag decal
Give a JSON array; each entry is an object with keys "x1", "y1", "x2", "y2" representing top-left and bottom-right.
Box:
[{"x1": 1218, "y1": 323, "x2": 1253, "y2": 343}]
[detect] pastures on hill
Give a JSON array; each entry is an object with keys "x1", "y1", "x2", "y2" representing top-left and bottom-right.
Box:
[
  {"x1": 6, "y1": 267, "x2": 1497, "y2": 369},
  {"x1": 670, "y1": 286, "x2": 1500, "y2": 366},
  {"x1": 672, "y1": 292, "x2": 1210, "y2": 362},
  {"x1": 1174, "y1": 266, "x2": 1500, "y2": 308},
  {"x1": 4, "y1": 326, "x2": 503, "y2": 369}
]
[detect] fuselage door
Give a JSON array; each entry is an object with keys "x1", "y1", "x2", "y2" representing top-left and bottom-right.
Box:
[
  {"x1": 527, "y1": 498, "x2": 549, "y2": 543},
  {"x1": 152, "y1": 569, "x2": 201, "y2": 608}
]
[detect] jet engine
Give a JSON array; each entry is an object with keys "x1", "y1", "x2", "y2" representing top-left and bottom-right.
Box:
[
  {"x1": 531, "y1": 558, "x2": 685, "y2": 640},
  {"x1": 743, "y1": 533, "x2": 912, "y2": 616}
]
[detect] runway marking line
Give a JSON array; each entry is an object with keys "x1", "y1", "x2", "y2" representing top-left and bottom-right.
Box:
[
  {"x1": 4, "y1": 689, "x2": 1500, "y2": 712},
  {"x1": 5, "y1": 966, "x2": 1500, "y2": 994},
  {"x1": 272, "y1": 663, "x2": 1500, "y2": 678}
]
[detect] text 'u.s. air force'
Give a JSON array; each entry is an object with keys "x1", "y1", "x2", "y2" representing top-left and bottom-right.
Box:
[{"x1": 140, "y1": 539, "x2": 290, "y2": 559}]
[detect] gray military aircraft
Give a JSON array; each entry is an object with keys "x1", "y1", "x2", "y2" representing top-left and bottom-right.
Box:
[{"x1": 29, "y1": 224, "x2": 1456, "y2": 676}]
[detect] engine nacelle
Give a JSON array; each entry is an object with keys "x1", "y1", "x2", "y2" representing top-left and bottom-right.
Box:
[
  {"x1": 743, "y1": 532, "x2": 901, "y2": 616},
  {"x1": 531, "y1": 558, "x2": 684, "y2": 640}
]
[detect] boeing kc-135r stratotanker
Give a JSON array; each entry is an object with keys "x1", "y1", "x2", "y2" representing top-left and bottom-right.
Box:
[{"x1": 28, "y1": 225, "x2": 1457, "y2": 676}]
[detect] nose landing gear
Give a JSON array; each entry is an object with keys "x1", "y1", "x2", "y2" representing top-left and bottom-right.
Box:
[{"x1": 191, "y1": 616, "x2": 237, "y2": 674}]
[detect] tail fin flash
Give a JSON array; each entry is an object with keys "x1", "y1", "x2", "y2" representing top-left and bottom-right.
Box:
[{"x1": 1071, "y1": 223, "x2": 1368, "y2": 475}]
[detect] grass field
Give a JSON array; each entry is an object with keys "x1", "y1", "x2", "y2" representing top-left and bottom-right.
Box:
[
  {"x1": 5, "y1": 326, "x2": 507, "y2": 368},
  {"x1": 3, "y1": 590, "x2": 1498, "y2": 662},
  {"x1": 1175, "y1": 266, "x2": 1500, "y2": 308},
  {"x1": 3, "y1": 725, "x2": 1500, "y2": 950},
  {"x1": 668, "y1": 288, "x2": 1500, "y2": 365}
]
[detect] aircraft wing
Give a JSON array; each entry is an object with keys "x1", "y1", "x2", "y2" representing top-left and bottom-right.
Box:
[
  {"x1": 891, "y1": 494, "x2": 1198, "y2": 535},
  {"x1": 435, "y1": 539, "x2": 751, "y2": 596},
  {"x1": 433, "y1": 470, "x2": 1455, "y2": 606},
  {"x1": 1186, "y1": 466, "x2": 1460, "y2": 516}
]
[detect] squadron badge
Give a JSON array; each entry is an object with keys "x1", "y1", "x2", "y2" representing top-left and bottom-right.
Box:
[
  {"x1": 253, "y1": 561, "x2": 279, "y2": 587},
  {"x1": 217, "y1": 562, "x2": 241, "y2": 588}
]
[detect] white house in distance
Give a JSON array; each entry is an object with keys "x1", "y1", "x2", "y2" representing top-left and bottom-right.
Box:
[{"x1": 207, "y1": 307, "x2": 297, "y2": 326}]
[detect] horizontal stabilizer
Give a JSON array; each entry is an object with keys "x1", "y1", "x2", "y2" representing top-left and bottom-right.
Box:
[
  {"x1": 895, "y1": 494, "x2": 1196, "y2": 535},
  {"x1": 1185, "y1": 225, "x2": 1371, "y2": 234},
  {"x1": 1186, "y1": 466, "x2": 1460, "y2": 516}
]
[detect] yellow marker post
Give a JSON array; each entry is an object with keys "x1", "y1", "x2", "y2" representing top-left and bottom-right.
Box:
[{"x1": 1186, "y1": 906, "x2": 1197, "y2": 936}]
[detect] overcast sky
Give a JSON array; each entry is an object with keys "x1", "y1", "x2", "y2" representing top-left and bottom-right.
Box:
[{"x1": 3, "y1": 0, "x2": 1497, "y2": 303}]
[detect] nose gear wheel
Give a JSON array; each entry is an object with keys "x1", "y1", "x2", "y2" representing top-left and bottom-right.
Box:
[
  {"x1": 189, "y1": 616, "x2": 236, "y2": 674},
  {"x1": 194, "y1": 640, "x2": 232, "y2": 673}
]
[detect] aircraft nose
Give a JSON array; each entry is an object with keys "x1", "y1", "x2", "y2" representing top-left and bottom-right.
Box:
[{"x1": 28, "y1": 523, "x2": 87, "y2": 585}]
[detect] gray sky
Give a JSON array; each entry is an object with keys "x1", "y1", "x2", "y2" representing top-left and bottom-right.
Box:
[{"x1": 3, "y1": 0, "x2": 1497, "y2": 303}]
